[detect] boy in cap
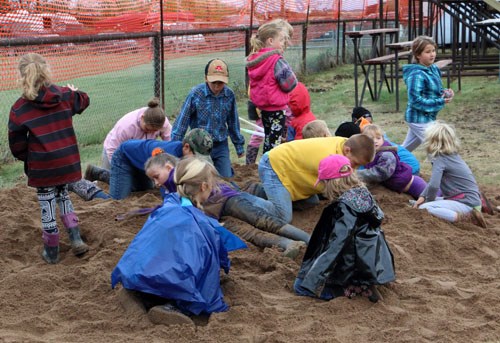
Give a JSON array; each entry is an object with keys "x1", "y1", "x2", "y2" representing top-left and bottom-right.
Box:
[
  {"x1": 171, "y1": 59, "x2": 245, "y2": 178},
  {"x1": 81, "y1": 128, "x2": 213, "y2": 200},
  {"x1": 257, "y1": 134, "x2": 375, "y2": 224}
]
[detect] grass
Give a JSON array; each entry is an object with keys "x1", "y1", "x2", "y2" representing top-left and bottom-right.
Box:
[{"x1": 1, "y1": 51, "x2": 499, "y2": 188}]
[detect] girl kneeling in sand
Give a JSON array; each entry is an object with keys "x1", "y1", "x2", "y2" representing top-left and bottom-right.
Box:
[
  {"x1": 412, "y1": 121, "x2": 487, "y2": 228},
  {"x1": 111, "y1": 157, "x2": 247, "y2": 326},
  {"x1": 294, "y1": 154, "x2": 395, "y2": 302}
]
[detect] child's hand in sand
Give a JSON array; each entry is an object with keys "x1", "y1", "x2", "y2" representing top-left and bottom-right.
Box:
[
  {"x1": 412, "y1": 196, "x2": 425, "y2": 208},
  {"x1": 67, "y1": 84, "x2": 78, "y2": 91}
]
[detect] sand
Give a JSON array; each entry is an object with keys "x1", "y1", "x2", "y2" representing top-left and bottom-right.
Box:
[{"x1": 1, "y1": 164, "x2": 499, "y2": 342}]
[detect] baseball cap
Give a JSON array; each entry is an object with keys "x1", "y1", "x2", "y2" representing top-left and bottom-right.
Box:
[
  {"x1": 183, "y1": 128, "x2": 213, "y2": 157},
  {"x1": 205, "y1": 59, "x2": 229, "y2": 84},
  {"x1": 314, "y1": 154, "x2": 353, "y2": 186}
]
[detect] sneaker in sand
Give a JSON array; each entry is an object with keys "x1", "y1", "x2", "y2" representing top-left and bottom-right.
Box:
[{"x1": 147, "y1": 304, "x2": 194, "y2": 326}]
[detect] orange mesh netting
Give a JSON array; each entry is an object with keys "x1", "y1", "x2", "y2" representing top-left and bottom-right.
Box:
[{"x1": 0, "y1": 0, "x2": 412, "y2": 84}]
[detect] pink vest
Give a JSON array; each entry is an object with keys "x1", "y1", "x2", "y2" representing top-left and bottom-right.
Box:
[{"x1": 247, "y1": 48, "x2": 289, "y2": 111}]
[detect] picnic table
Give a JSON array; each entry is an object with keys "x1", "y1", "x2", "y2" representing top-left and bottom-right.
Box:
[
  {"x1": 345, "y1": 28, "x2": 400, "y2": 107},
  {"x1": 385, "y1": 40, "x2": 413, "y2": 111}
]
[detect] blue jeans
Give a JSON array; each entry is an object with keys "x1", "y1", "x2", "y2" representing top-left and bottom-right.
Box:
[
  {"x1": 109, "y1": 148, "x2": 153, "y2": 200},
  {"x1": 258, "y1": 153, "x2": 293, "y2": 223},
  {"x1": 211, "y1": 140, "x2": 233, "y2": 178}
]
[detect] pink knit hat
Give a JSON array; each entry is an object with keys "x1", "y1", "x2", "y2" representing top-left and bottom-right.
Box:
[{"x1": 314, "y1": 154, "x2": 353, "y2": 186}]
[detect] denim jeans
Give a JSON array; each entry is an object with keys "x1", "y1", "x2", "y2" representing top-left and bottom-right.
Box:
[
  {"x1": 258, "y1": 153, "x2": 293, "y2": 223},
  {"x1": 109, "y1": 148, "x2": 153, "y2": 200},
  {"x1": 223, "y1": 192, "x2": 286, "y2": 233},
  {"x1": 211, "y1": 140, "x2": 233, "y2": 178}
]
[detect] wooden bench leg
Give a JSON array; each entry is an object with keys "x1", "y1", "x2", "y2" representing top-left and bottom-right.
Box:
[{"x1": 360, "y1": 64, "x2": 374, "y2": 106}]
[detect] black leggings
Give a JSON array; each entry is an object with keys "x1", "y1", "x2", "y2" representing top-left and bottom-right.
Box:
[{"x1": 261, "y1": 109, "x2": 286, "y2": 153}]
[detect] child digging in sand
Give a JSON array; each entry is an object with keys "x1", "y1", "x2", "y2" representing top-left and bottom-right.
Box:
[
  {"x1": 412, "y1": 121, "x2": 487, "y2": 228},
  {"x1": 145, "y1": 154, "x2": 310, "y2": 258},
  {"x1": 294, "y1": 154, "x2": 395, "y2": 302},
  {"x1": 112, "y1": 157, "x2": 247, "y2": 326},
  {"x1": 358, "y1": 124, "x2": 428, "y2": 199}
]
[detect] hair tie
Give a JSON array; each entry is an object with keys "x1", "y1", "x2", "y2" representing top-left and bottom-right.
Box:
[{"x1": 151, "y1": 147, "x2": 164, "y2": 157}]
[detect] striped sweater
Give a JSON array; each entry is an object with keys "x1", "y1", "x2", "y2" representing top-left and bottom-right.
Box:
[{"x1": 8, "y1": 84, "x2": 90, "y2": 187}]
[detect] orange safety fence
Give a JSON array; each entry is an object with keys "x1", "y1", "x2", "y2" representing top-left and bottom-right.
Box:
[{"x1": 1, "y1": 0, "x2": 422, "y2": 163}]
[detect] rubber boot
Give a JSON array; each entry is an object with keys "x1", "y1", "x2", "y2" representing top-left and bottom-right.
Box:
[
  {"x1": 61, "y1": 213, "x2": 89, "y2": 256},
  {"x1": 84, "y1": 164, "x2": 110, "y2": 184},
  {"x1": 68, "y1": 179, "x2": 105, "y2": 201},
  {"x1": 242, "y1": 181, "x2": 267, "y2": 199},
  {"x1": 277, "y1": 224, "x2": 311, "y2": 244},
  {"x1": 279, "y1": 238, "x2": 306, "y2": 259},
  {"x1": 42, "y1": 231, "x2": 60, "y2": 264},
  {"x1": 245, "y1": 145, "x2": 260, "y2": 165}
]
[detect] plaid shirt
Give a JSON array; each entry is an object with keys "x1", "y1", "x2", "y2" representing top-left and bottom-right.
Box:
[
  {"x1": 171, "y1": 83, "x2": 245, "y2": 155},
  {"x1": 403, "y1": 63, "x2": 445, "y2": 123}
]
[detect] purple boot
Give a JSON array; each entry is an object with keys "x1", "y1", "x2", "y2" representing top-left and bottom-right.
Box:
[
  {"x1": 42, "y1": 231, "x2": 60, "y2": 264},
  {"x1": 61, "y1": 213, "x2": 89, "y2": 256}
]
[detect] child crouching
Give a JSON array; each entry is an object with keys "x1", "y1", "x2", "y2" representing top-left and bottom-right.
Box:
[{"x1": 294, "y1": 154, "x2": 395, "y2": 302}]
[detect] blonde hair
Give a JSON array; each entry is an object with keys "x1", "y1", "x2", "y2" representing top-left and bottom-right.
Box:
[
  {"x1": 144, "y1": 152, "x2": 178, "y2": 173},
  {"x1": 174, "y1": 157, "x2": 219, "y2": 209},
  {"x1": 142, "y1": 97, "x2": 166, "y2": 130},
  {"x1": 18, "y1": 53, "x2": 52, "y2": 100},
  {"x1": 321, "y1": 173, "x2": 365, "y2": 201},
  {"x1": 302, "y1": 120, "x2": 331, "y2": 139},
  {"x1": 412, "y1": 35, "x2": 437, "y2": 64},
  {"x1": 250, "y1": 19, "x2": 292, "y2": 53},
  {"x1": 344, "y1": 134, "x2": 376, "y2": 163},
  {"x1": 423, "y1": 120, "x2": 460, "y2": 157},
  {"x1": 362, "y1": 124, "x2": 383, "y2": 139}
]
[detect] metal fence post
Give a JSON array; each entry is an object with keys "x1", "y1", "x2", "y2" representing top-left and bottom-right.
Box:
[{"x1": 153, "y1": 34, "x2": 161, "y2": 100}]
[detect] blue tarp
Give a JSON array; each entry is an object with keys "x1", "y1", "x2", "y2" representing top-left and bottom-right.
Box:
[{"x1": 111, "y1": 193, "x2": 246, "y2": 315}]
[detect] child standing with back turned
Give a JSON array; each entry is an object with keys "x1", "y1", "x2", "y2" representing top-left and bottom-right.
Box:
[
  {"x1": 294, "y1": 154, "x2": 395, "y2": 302},
  {"x1": 412, "y1": 121, "x2": 487, "y2": 228},
  {"x1": 8, "y1": 53, "x2": 90, "y2": 264},
  {"x1": 402, "y1": 35, "x2": 454, "y2": 152},
  {"x1": 246, "y1": 19, "x2": 298, "y2": 153}
]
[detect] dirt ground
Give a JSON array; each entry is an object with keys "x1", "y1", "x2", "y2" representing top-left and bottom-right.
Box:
[{"x1": 0, "y1": 161, "x2": 499, "y2": 342}]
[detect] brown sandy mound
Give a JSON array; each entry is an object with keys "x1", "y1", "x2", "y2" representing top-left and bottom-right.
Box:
[{"x1": 1, "y1": 163, "x2": 499, "y2": 342}]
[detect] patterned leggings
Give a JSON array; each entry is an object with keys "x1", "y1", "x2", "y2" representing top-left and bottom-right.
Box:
[
  {"x1": 261, "y1": 109, "x2": 286, "y2": 153},
  {"x1": 37, "y1": 185, "x2": 74, "y2": 234}
]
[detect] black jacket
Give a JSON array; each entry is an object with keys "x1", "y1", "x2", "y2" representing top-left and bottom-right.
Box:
[{"x1": 297, "y1": 187, "x2": 395, "y2": 297}]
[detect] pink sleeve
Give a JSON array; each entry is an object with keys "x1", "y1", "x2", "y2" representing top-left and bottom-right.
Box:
[{"x1": 160, "y1": 117, "x2": 172, "y2": 141}]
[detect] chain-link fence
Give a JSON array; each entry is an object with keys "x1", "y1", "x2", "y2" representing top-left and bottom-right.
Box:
[{"x1": 0, "y1": 18, "x2": 386, "y2": 163}]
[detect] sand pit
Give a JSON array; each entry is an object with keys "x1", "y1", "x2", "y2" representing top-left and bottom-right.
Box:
[{"x1": 1, "y1": 164, "x2": 499, "y2": 342}]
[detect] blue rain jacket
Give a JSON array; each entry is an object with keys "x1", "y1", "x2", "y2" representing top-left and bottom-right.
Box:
[{"x1": 111, "y1": 193, "x2": 246, "y2": 315}]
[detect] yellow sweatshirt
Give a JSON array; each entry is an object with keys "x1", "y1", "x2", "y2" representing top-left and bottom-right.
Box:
[{"x1": 268, "y1": 136, "x2": 347, "y2": 201}]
